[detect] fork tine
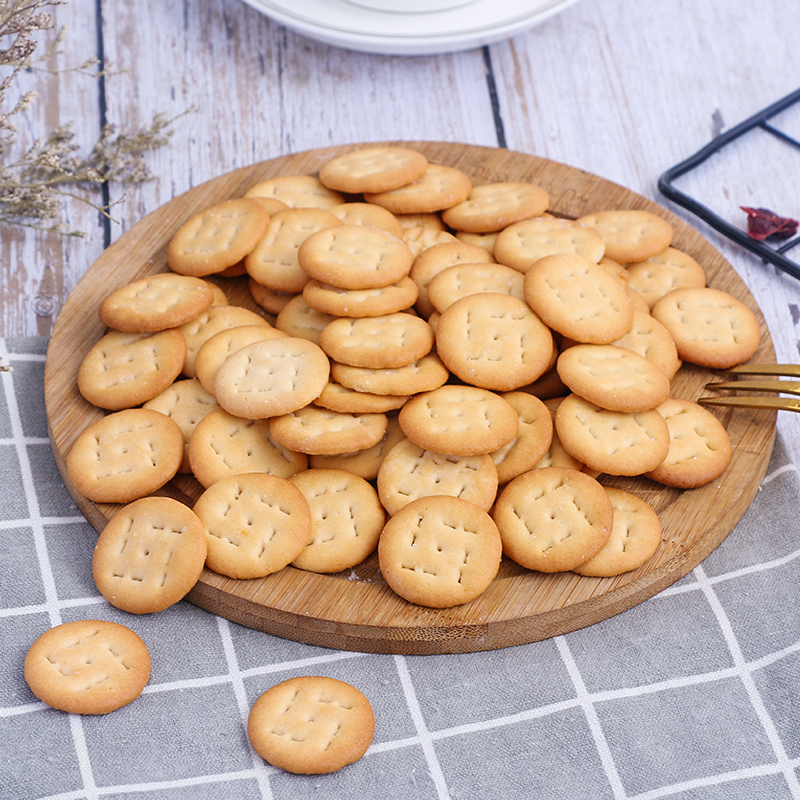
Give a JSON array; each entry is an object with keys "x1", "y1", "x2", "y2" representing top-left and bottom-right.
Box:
[
  {"x1": 698, "y1": 396, "x2": 800, "y2": 413},
  {"x1": 723, "y1": 363, "x2": 800, "y2": 378},
  {"x1": 704, "y1": 378, "x2": 800, "y2": 396}
]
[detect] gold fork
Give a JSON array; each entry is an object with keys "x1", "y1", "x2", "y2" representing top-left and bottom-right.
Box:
[{"x1": 699, "y1": 364, "x2": 800, "y2": 413}]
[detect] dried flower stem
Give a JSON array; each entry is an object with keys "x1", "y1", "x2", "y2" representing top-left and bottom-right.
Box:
[{"x1": 1, "y1": 0, "x2": 192, "y2": 235}]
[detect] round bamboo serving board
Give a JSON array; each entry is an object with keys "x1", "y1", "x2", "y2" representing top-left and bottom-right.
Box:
[{"x1": 45, "y1": 142, "x2": 777, "y2": 655}]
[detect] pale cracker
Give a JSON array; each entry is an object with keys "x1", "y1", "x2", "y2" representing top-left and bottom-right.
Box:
[
  {"x1": 409, "y1": 239, "x2": 496, "y2": 318},
  {"x1": 313, "y1": 381, "x2": 410, "y2": 414},
  {"x1": 143, "y1": 377, "x2": 221, "y2": 473},
  {"x1": 24, "y1": 620, "x2": 151, "y2": 715},
  {"x1": 426, "y1": 261, "x2": 525, "y2": 313},
  {"x1": 378, "y1": 495, "x2": 502, "y2": 608},
  {"x1": 398, "y1": 384, "x2": 519, "y2": 457},
  {"x1": 331, "y1": 352, "x2": 449, "y2": 396},
  {"x1": 244, "y1": 174, "x2": 344, "y2": 209},
  {"x1": 275, "y1": 294, "x2": 337, "y2": 344},
  {"x1": 492, "y1": 466, "x2": 613, "y2": 572},
  {"x1": 401, "y1": 225, "x2": 458, "y2": 259},
  {"x1": 395, "y1": 212, "x2": 446, "y2": 230},
  {"x1": 302, "y1": 276, "x2": 419, "y2": 318},
  {"x1": 92, "y1": 496, "x2": 207, "y2": 614},
  {"x1": 289, "y1": 468, "x2": 385, "y2": 573},
  {"x1": 179, "y1": 303, "x2": 271, "y2": 378},
  {"x1": 248, "y1": 278, "x2": 296, "y2": 315},
  {"x1": 193, "y1": 472, "x2": 311, "y2": 580},
  {"x1": 78, "y1": 328, "x2": 186, "y2": 410},
  {"x1": 533, "y1": 397, "x2": 585, "y2": 471},
  {"x1": 364, "y1": 163, "x2": 472, "y2": 214},
  {"x1": 556, "y1": 343, "x2": 672, "y2": 412},
  {"x1": 270, "y1": 406, "x2": 389, "y2": 456},
  {"x1": 523, "y1": 253, "x2": 633, "y2": 344},
  {"x1": 310, "y1": 413, "x2": 406, "y2": 480},
  {"x1": 248, "y1": 676, "x2": 375, "y2": 775},
  {"x1": 66, "y1": 408, "x2": 184, "y2": 504},
  {"x1": 576, "y1": 209, "x2": 674, "y2": 263},
  {"x1": 441, "y1": 181, "x2": 549, "y2": 233},
  {"x1": 298, "y1": 224, "x2": 413, "y2": 290},
  {"x1": 651, "y1": 286, "x2": 761, "y2": 369},
  {"x1": 167, "y1": 198, "x2": 270, "y2": 277},
  {"x1": 319, "y1": 145, "x2": 428, "y2": 194},
  {"x1": 493, "y1": 216, "x2": 606, "y2": 272},
  {"x1": 554, "y1": 393, "x2": 670, "y2": 476},
  {"x1": 573, "y1": 487, "x2": 662, "y2": 577},
  {"x1": 319, "y1": 313, "x2": 434, "y2": 369},
  {"x1": 188, "y1": 408, "x2": 307, "y2": 487},
  {"x1": 99, "y1": 273, "x2": 214, "y2": 333},
  {"x1": 328, "y1": 201, "x2": 404, "y2": 238},
  {"x1": 644, "y1": 397, "x2": 733, "y2": 488},
  {"x1": 376, "y1": 437, "x2": 498, "y2": 516},
  {"x1": 490, "y1": 391, "x2": 554, "y2": 484},
  {"x1": 625, "y1": 246, "x2": 707, "y2": 309},
  {"x1": 609, "y1": 310, "x2": 682, "y2": 379},
  {"x1": 213, "y1": 336, "x2": 330, "y2": 419},
  {"x1": 244, "y1": 207, "x2": 342, "y2": 293},
  {"x1": 435, "y1": 292, "x2": 554, "y2": 391},
  {"x1": 455, "y1": 230, "x2": 499, "y2": 254},
  {"x1": 194, "y1": 323, "x2": 287, "y2": 394}
]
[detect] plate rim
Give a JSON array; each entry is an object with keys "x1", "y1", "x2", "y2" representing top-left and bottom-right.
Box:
[{"x1": 239, "y1": 0, "x2": 580, "y2": 55}]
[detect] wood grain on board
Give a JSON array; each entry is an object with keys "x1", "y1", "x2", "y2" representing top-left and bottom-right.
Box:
[{"x1": 44, "y1": 142, "x2": 777, "y2": 655}]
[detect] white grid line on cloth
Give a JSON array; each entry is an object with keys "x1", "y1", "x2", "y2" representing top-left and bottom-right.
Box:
[
  {"x1": 0, "y1": 596, "x2": 105, "y2": 621},
  {"x1": 0, "y1": 515, "x2": 88, "y2": 529},
  {"x1": 0, "y1": 435, "x2": 49, "y2": 445},
  {"x1": 0, "y1": 342, "x2": 100, "y2": 800},
  {"x1": 692, "y1": 562, "x2": 800, "y2": 797},
  {"x1": 555, "y1": 635, "x2": 627, "y2": 798},
  {"x1": 30, "y1": 770, "x2": 266, "y2": 800},
  {"x1": 629, "y1": 760, "x2": 800, "y2": 800},
  {"x1": 394, "y1": 654, "x2": 452, "y2": 800},
  {"x1": 661, "y1": 543, "x2": 800, "y2": 598},
  {"x1": 216, "y1": 615, "x2": 277, "y2": 800},
  {"x1": 762, "y1": 463, "x2": 798, "y2": 485}
]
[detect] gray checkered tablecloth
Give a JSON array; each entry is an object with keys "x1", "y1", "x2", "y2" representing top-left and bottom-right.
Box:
[{"x1": 3, "y1": 336, "x2": 800, "y2": 800}]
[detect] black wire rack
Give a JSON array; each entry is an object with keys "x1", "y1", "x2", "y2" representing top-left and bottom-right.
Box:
[{"x1": 658, "y1": 86, "x2": 800, "y2": 281}]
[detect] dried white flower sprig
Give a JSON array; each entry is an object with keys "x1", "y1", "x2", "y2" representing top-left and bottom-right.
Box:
[{"x1": 1, "y1": 0, "x2": 193, "y2": 236}]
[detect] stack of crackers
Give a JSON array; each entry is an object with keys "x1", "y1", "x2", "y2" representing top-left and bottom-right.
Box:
[{"x1": 64, "y1": 144, "x2": 762, "y2": 615}]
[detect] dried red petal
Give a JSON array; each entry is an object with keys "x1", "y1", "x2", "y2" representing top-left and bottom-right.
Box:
[{"x1": 741, "y1": 206, "x2": 799, "y2": 241}]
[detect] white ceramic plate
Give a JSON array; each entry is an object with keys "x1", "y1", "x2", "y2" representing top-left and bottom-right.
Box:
[{"x1": 240, "y1": 0, "x2": 579, "y2": 56}]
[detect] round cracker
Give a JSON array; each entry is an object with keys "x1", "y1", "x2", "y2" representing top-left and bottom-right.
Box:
[
  {"x1": 319, "y1": 145, "x2": 428, "y2": 194},
  {"x1": 576, "y1": 209, "x2": 674, "y2": 263},
  {"x1": 25, "y1": 620, "x2": 151, "y2": 715},
  {"x1": 193, "y1": 472, "x2": 311, "y2": 580},
  {"x1": 167, "y1": 198, "x2": 270, "y2": 277},
  {"x1": 378, "y1": 495, "x2": 502, "y2": 608},
  {"x1": 376, "y1": 437, "x2": 498, "y2": 516},
  {"x1": 398, "y1": 384, "x2": 519, "y2": 457},
  {"x1": 523, "y1": 253, "x2": 633, "y2": 344},
  {"x1": 644, "y1": 397, "x2": 733, "y2": 488},
  {"x1": 213, "y1": 336, "x2": 330, "y2": 419},
  {"x1": 78, "y1": 329, "x2": 187, "y2": 411},
  {"x1": 248, "y1": 676, "x2": 375, "y2": 774},
  {"x1": 492, "y1": 467, "x2": 613, "y2": 572},
  {"x1": 289, "y1": 468, "x2": 385, "y2": 573},
  {"x1": 573, "y1": 487, "x2": 662, "y2": 577},
  {"x1": 99, "y1": 273, "x2": 214, "y2": 332},
  {"x1": 66, "y1": 408, "x2": 184, "y2": 504},
  {"x1": 92, "y1": 497, "x2": 207, "y2": 614}
]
